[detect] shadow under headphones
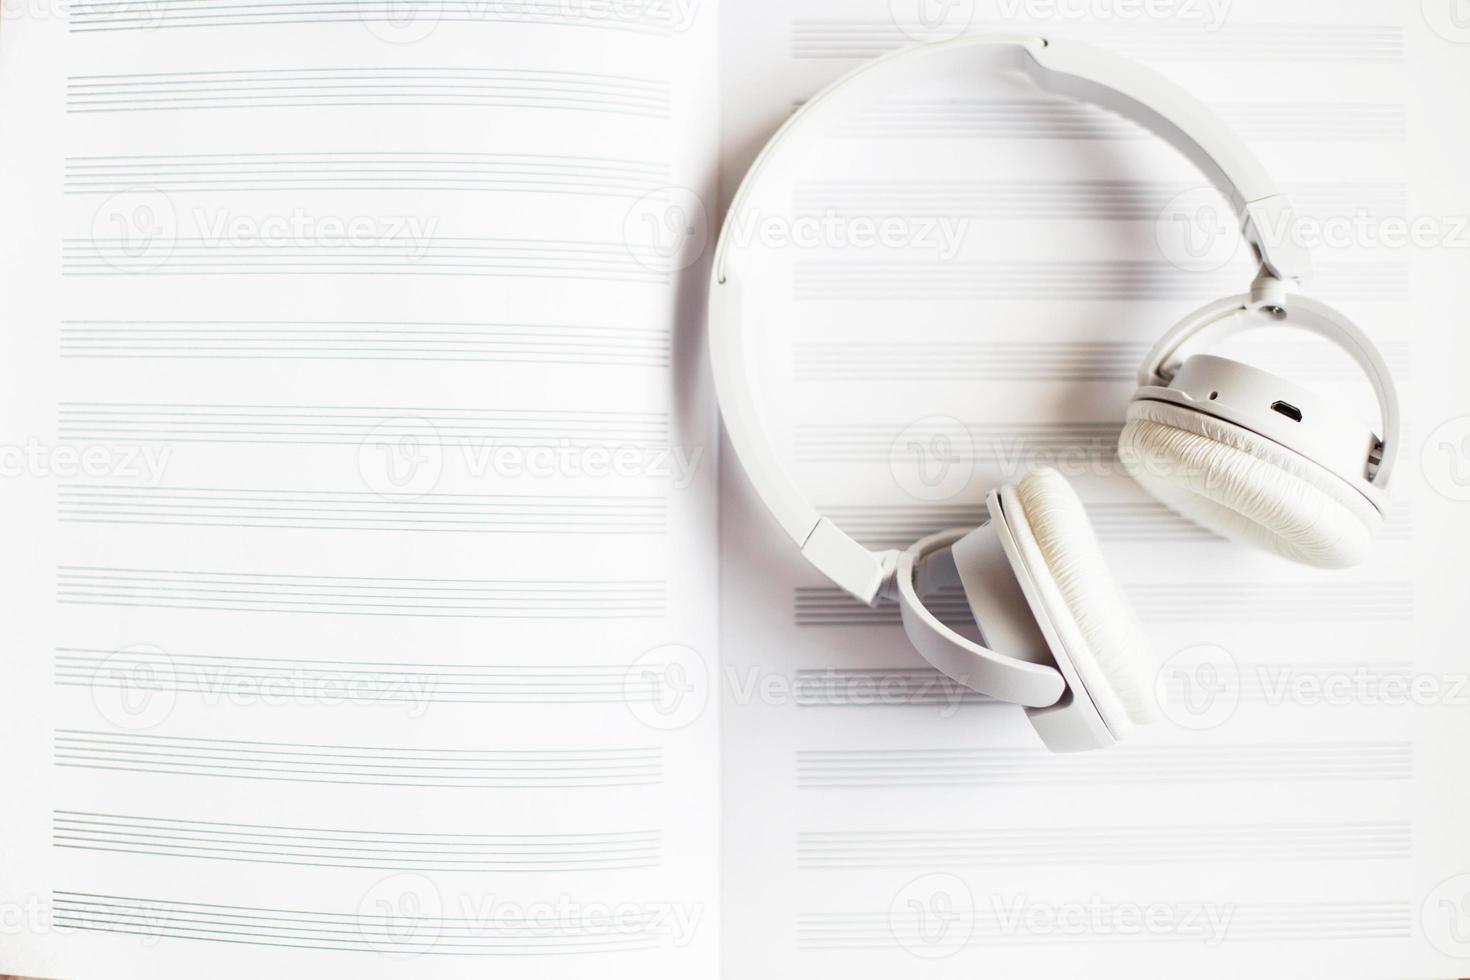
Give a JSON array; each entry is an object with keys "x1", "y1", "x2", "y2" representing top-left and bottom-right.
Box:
[{"x1": 708, "y1": 33, "x2": 1402, "y2": 752}]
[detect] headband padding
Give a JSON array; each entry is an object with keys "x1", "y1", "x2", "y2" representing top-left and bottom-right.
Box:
[
  {"x1": 1012, "y1": 469, "x2": 1159, "y2": 735},
  {"x1": 1119, "y1": 400, "x2": 1381, "y2": 568}
]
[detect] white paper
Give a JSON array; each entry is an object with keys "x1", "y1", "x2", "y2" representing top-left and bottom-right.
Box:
[
  {"x1": 2, "y1": 1, "x2": 1469, "y2": 978},
  {"x1": 0, "y1": 5, "x2": 723, "y2": 978},
  {"x1": 715, "y1": 1, "x2": 1470, "y2": 977}
]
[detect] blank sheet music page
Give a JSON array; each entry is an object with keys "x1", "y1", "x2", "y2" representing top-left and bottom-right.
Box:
[
  {"x1": 716, "y1": 1, "x2": 1470, "y2": 977},
  {"x1": 0, "y1": 3, "x2": 722, "y2": 978}
]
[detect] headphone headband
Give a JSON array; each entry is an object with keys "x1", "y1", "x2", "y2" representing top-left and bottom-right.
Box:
[
  {"x1": 711, "y1": 33, "x2": 1321, "y2": 605},
  {"x1": 714, "y1": 34, "x2": 1312, "y2": 285}
]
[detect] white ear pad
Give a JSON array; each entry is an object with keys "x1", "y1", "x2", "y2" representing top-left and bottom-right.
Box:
[
  {"x1": 1119, "y1": 400, "x2": 1381, "y2": 568},
  {"x1": 1007, "y1": 469, "x2": 1160, "y2": 736}
]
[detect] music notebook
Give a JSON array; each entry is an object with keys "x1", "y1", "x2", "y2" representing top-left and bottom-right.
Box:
[{"x1": 1, "y1": 0, "x2": 1467, "y2": 977}]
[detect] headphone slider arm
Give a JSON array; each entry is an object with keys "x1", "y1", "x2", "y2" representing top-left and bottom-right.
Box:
[{"x1": 800, "y1": 517, "x2": 897, "y2": 607}]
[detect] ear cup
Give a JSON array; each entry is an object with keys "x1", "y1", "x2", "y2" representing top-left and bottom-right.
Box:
[
  {"x1": 1119, "y1": 400, "x2": 1381, "y2": 569},
  {"x1": 1010, "y1": 469, "x2": 1160, "y2": 734}
]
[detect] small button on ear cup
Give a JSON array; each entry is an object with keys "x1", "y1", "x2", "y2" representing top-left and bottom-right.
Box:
[
  {"x1": 1009, "y1": 469, "x2": 1160, "y2": 737},
  {"x1": 1119, "y1": 400, "x2": 1382, "y2": 568}
]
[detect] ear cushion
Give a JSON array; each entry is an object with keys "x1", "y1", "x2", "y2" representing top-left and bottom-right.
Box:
[
  {"x1": 1012, "y1": 469, "x2": 1160, "y2": 734},
  {"x1": 1118, "y1": 400, "x2": 1381, "y2": 569}
]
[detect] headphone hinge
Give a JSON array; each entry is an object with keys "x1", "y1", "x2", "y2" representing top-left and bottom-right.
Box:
[{"x1": 1248, "y1": 271, "x2": 1292, "y2": 319}]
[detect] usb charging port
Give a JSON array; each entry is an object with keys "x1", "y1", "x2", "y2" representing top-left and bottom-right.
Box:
[{"x1": 1270, "y1": 400, "x2": 1303, "y2": 422}]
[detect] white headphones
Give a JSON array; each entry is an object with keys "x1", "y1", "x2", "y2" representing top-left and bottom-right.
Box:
[{"x1": 709, "y1": 34, "x2": 1400, "y2": 752}]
